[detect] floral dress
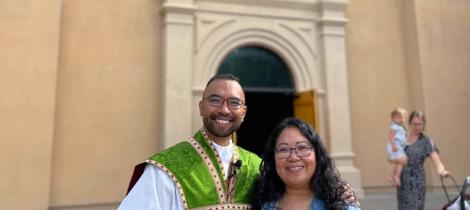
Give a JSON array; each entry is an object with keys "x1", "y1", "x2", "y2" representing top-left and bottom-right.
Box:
[{"x1": 397, "y1": 134, "x2": 436, "y2": 210}]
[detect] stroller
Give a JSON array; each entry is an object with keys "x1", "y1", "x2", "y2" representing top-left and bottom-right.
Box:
[{"x1": 441, "y1": 175, "x2": 470, "y2": 210}]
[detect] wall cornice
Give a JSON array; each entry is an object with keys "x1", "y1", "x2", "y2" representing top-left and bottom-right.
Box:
[
  {"x1": 196, "y1": 0, "x2": 320, "y2": 11},
  {"x1": 162, "y1": 2, "x2": 197, "y2": 14}
]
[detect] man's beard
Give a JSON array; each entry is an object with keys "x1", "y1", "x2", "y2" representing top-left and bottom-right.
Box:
[{"x1": 202, "y1": 115, "x2": 242, "y2": 138}]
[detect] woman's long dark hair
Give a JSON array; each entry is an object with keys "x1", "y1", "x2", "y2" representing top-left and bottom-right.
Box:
[{"x1": 252, "y1": 118, "x2": 349, "y2": 210}]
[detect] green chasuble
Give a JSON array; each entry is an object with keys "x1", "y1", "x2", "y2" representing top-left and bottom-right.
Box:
[{"x1": 147, "y1": 129, "x2": 261, "y2": 210}]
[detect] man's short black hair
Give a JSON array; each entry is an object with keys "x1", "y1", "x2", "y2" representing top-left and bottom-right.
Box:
[{"x1": 205, "y1": 73, "x2": 242, "y2": 88}]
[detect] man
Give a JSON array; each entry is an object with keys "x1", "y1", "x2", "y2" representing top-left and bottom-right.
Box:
[{"x1": 118, "y1": 74, "x2": 261, "y2": 209}]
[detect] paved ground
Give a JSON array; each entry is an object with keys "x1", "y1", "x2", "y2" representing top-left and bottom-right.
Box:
[
  {"x1": 50, "y1": 189, "x2": 457, "y2": 210},
  {"x1": 360, "y1": 189, "x2": 457, "y2": 210},
  {"x1": 50, "y1": 203, "x2": 119, "y2": 210}
]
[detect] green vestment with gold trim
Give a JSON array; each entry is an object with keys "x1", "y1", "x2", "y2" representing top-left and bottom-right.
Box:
[{"x1": 148, "y1": 130, "x2": 261, "y2": 209}]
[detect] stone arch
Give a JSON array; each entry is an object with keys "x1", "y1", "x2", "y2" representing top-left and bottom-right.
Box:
[{"x1": 194, "y1": 27, "x2": 317, "y2": 92}]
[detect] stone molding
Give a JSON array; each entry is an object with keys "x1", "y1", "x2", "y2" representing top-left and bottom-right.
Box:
[{"x1": 160, "y1": 0, "x2": 364, "y2": 197}]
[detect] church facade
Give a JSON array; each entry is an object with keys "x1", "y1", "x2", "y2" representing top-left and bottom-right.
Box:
[{"x1": 1, "y1": 0, "x2": 469, "y2": 209}]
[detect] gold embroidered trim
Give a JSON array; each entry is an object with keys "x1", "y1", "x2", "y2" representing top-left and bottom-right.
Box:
[
  {"x1": 200, "y1": 128, "x2": 241, "y2": 203},
  {"x1": 200, "y1": 128, "x2": 227, "y2": 178},
  {"x1": 189, "y1": 137, "x2": 227, "y2": 204},
  {"x1": 225, "y1": 147, "x2": 240, "y2": 203},
  {"x1": 145, "y1": 159, "x2": 189, "y2": 209},
  {"x1": 189, "y1": 203, "x2": 252, "y2": 210}
]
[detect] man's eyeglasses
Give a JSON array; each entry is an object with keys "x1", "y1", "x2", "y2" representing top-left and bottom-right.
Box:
[
  {"x1": 203, "y1": 95, "x2": 245, "y2": 110},
  {"x1": 275, "y1": 144, "x2": 313, "y2": 159}
]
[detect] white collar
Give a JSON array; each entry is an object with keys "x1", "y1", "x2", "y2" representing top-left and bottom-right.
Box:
[{"x1": 211, "y1": 140, "x2": 234, "y2": 164}]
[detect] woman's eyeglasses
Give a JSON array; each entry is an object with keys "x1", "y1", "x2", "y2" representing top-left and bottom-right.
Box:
[{"x1": 275, "y1": 144, "x2": 313, "y2": 159}]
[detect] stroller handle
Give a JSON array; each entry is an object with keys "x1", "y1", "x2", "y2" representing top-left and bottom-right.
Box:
[{"x1": 440, "y1": 175, "x2": 459, "y2": 202}]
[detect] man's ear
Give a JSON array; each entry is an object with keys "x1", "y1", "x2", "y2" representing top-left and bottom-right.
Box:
[
  {"x1": 199, "y1": 100, "x2": 203, "y2": 116},
  {"x1": 241, "y1": 105, "x2": 247, "y2": 122}
]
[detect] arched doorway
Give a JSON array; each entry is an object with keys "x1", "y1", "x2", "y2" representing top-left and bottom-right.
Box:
[{"x1": 218, "y1": 46, "x2": 295, "y2": 156}]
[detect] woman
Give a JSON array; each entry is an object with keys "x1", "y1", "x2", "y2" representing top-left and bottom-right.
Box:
[
  {"x1": 253, "y1": 118, "x2": 360, "y2": 210},
  {"x1": 397, "y1": 111, "x2": 450, "y2": 210}
]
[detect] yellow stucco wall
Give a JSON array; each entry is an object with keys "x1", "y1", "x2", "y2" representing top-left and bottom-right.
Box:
[
  {"x1": 0, "y1": 1, "x2": 61, "y2": 209},
  {"x1": 347, "y1": 0, "x2": 470, "y2": 189},
  {"x1": 1, "y1": 0, "x2": 161, "y2": 209},
  {"x1": 413, "y1": 0, "x2": 470, "y2": 187},
  {"x1": 49, "y1": 0, "x2": 162, "y2": 207},
  {"x1": 347, "y1": 0, "x2": 412, "y2": 188}
]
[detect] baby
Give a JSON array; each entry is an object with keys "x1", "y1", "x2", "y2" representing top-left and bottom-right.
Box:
[{"x1": 386, "y1": 108, "x2": 408, "y2": 186}]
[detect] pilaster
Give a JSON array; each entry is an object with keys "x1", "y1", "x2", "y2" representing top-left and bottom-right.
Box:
[
  {"x1": 318, "y1": 0, "x2": 364, "y2": 198},
  {"x1": 160, "y1": 1, "x2": 196, "y2": 148}
]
